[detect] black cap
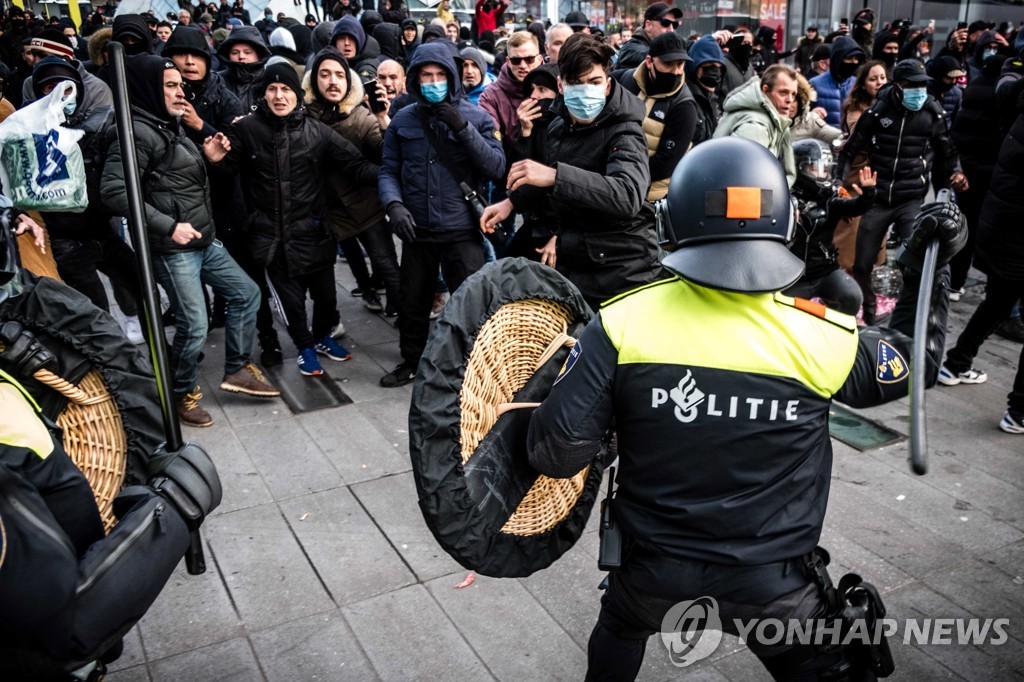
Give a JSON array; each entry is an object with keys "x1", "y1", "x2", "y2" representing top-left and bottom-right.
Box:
[
  {"x1": 643, "y1": 2, "x2": 683, "y2": 23},
  {"x1": 649, "y1": 31, "x2": 691, "y2": 62},
  {"x1": 893, "y1": 58, "x2": 931, "y2": 83},
  {"x1": 564, "y1": 11, "x2": 589, "y2": 28},
  {"x1": 811, "y1": 43, "x2": 831, "y2": 61},
  {"x1": 806, "y1": 25, "x2": 818, "y2": 31},
  {"x1": 968, "y1": 20, "x2": 993, "y2": 34},
  {"x1": 853, "y1": 8, "x2": 875, "y2": 25}
]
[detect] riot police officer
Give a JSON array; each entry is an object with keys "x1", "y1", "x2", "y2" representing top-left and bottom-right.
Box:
[{"x1": 526, "y1": 137, "x2": 966, "y2": 680}]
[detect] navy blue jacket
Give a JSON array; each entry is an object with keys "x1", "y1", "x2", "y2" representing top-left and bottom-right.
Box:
[
  {"x1": 379, "y1": 42, "x2": 505, "y2": 235},
  {"x1": 809, "y1": 36, "x2": 863, "y2": 126}
]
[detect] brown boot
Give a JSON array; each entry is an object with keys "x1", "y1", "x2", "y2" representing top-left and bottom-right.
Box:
[
  {"x1": 220, "y1": 362, "x2": 281, "y2": 398},
  {"x1": 177, "y1": 387, "x2": 213, "y2": 428}
]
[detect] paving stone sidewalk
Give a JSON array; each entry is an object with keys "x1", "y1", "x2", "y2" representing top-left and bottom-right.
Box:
[{"x1": 105, "y1": 267, "x2": 1024, "y2": 681}]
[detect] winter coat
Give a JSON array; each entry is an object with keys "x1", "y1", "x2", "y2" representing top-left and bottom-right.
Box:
[
  {"x1": 223, "y1": 101, "x2": 379, "y2": 275},
  {"x1": 684, "y1": 36, "x2": 725, "y2": 146},
  {"x1": 808, "y1": 36, "x2": 862, "y2": 126},
  {"x1": 303, "y1": 53, "x2": 387, "y2": 239},
  {"x1": 508, "y1": 78, "x2": 660, "y2": 304},
  {"x1": 218, "y1": 60, "x2": 266, "y2": 112},
  {"x1": 379, "y1": 42, "x2": 505, "y2": 235},
  {"x1": 791, "y1": 185, "x2": 875, "y2": 280},
  {"x1": 720, "y1": 52, "x2": 755, "y2": 100},
  {"x1": 950, "y1": 59, "x2": 1004, "y2": 176},
  {"x1": 714, "y1": 77, "x2": 796, "y2": 186},
  {"x1": 100, "y1": 109, "x2": 215, "y2": 255},
  {"x1": 465, "y1": 71, "x2": 496, "y2": 105},
  {"x1": 840, "y1": 83, "x2": 961, "y2": 206},
  {"x1": 615, "y1": 29, "x2": 652, "y2": 70},
  {"x1": 795, "y1": 35, "x2": 823, "y2": 75},
  {"x1": 617, "y1": 65, "x2": 698, "y2": 200},
  {"x1": 974, "y1": 110, "x2": 1024, "y2": 281}
]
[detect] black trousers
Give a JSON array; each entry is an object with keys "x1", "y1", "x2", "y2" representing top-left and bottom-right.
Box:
[
  {"x1": 949, "y1": 166, "x2": 992, "y2": 291},
  {"x1": 587, "y1": 550, "x2": 845, "y2": 681},
  {"x1": 51, "y1": 233, "x2": 142, "y2": 318},
  {"x1": 266, "y1": 249, "x2": 337, "y2": 351},
  {"x1": 945, "y1": 271, "x2": 1024, "y2": 413},
  {"x1": 397, "y1": 236, "x2": 484, "y2": 368},
  {"x1": 852, "y1": 199, "x2": 920, "y2": 320},
  {"x1": 339, "y1": 220, "x2": 401, "y2": 305}
]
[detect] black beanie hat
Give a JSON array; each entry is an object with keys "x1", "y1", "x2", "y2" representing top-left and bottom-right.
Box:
[{"x1": 259, "y1": 61, "x2": 302, "y2": 99}]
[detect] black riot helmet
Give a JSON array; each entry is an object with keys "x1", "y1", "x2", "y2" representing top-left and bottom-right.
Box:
[
  {"x1": 659, "y1": 137, "x2": 803, "y2": 293},
  {"x1": 792, "y1": 138, "x2": 835, "y2": 203}
]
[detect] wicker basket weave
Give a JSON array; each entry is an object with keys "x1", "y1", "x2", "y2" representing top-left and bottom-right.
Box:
[
  {"x1": 459, "y1": 299, "x2": 588, "y2": 536},
  {"x1": 36, "y1": 368, "x2": 127, "y2": 532}
]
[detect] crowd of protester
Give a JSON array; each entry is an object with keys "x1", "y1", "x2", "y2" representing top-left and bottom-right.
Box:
[{"x1": 0, "y1": 1, "x2": 1022, "y2": 433}]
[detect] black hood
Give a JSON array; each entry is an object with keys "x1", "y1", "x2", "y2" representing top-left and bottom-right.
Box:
[
  {"x1": 872, "y1": 32, "x2": 900, "y2": 60},
  {"x1": 407, "y1": 41, "x2": 465, "y2": 104},
  {"x1": 309, "y1": 46, "x2": 351, "y2": 102},
  {"x1": 161, "y1": 25, "x2": 211, "y2": 66},
  {"x1": 217, "y1": 25, "x2": 271, "y2": 61},
  {"x1": 127, "y1": 53, "x2": 179, "y2": 123},
  {"x1": 829, "y1": 35, "x2": 864, "y2": 79},
  {"x1": 113, "y1": 14, "x2": 153, "y2": 55},
  {"x1": 373, "y1": 22, "x2": 403, "y2": 61},
  {"x1": 288, "y1": 24, "x2": 312, "y2": 58}
]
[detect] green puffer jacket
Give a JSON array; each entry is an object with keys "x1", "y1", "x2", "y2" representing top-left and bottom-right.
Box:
[
  {"x1": 100, "y1": 108, "x2": 215, "y2": 255},
  {"x1": 714, "y1": 78, "x2": 796, "y2": 186}
]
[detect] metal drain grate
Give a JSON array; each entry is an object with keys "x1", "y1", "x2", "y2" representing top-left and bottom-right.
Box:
[
  {"x1": 829, "y1": 404, "x2": 906, "y2": 451},
  {"x1": 265, "y1": 364, "x2": 353, "y2": 414}
]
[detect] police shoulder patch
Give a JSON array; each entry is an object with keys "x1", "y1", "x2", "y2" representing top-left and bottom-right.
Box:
[
  {"x1": 876, "y1": 339, "x2": 908, "y2": 384},
  {"x1": 554, "y1": 341, "x2": 582, "y2": 385}
]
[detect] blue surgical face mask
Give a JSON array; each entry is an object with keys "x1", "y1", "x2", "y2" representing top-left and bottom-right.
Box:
[
  {"x1": 901, "y1": 86, "x2": 926, "y2": 111},
  {"x1": 63, "y1": 100, "x2": 77, "y2": 118},
  {"x1": 420, "y1": 79, "x2": 448, "y2": 103},
  {"x1": 983, "y1": 49, "x2": 998, "y2": 61},
  {"x1": 562, "y1": 83, "x2": 607, "y2": 122}
]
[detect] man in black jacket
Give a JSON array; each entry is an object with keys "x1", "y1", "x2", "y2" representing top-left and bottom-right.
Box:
[
  {"x1": 205, "y1": 63, "x2": 380, "y2": 378},
  {"x1": 162, "y1": 25, "x2": 283, "y2": 365},
  {"x1": 614, "y1": 2, "x2": 681, "y2": 70},
  {"x1": 101, "y1": 55, "x2": 279, "y2": 427},
  {"x1": 840, "y1": 59, "x2": 966, "y2": 323},
  {"x1": 482, "y1": 33, "x2": 661, "y2": 310},
  {"x1": 216, "y1": 25, "x2": 270, "y2": 111}
]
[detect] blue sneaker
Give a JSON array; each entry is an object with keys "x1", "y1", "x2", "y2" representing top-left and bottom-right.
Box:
[
  {"x1": 315, "y1": 335, "x2": 352, "y2": 362},
  {"x1": 297, "y1": 347, "x2": 324, "y2": 376}
]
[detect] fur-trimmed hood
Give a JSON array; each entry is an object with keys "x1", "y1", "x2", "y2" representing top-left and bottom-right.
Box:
[{"x1": 302, "y1": 47, "x2": 365, "y2": 116}]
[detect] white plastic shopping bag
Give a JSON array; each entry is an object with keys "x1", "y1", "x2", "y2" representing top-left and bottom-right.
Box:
[{"x1": 0, "y1": 80, "x2": 87, "y2": 212}]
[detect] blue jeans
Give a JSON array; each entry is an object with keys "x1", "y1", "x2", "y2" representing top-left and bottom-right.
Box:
[{"x1": 153, "y1": 241, "x2": 259, "y2": 398}]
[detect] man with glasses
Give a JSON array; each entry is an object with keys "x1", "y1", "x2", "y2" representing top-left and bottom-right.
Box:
[{"x1": 616, "y1": 2, "x2": 683, "y2": 70}]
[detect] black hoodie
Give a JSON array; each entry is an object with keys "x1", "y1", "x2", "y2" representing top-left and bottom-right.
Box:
[
  {"x1": 162, "y1": 26, "x2": 243, "y2": 144},
  {"x1": 112, "y1": 14, "x2": 153, "y2": 55},
  {"x1": 126, "y1": 53, "x2": 178, "y2": 123}
]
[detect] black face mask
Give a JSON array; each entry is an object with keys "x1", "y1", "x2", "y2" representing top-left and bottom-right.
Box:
[
  {"x1": 698, "y1": 65, "x2": 722, "y2": 89},
  {"x1": 853, "y1": 25, "x2": 872, "y2": 44},
  {"x1": 535, "y1": 96, "x2": 556, "y2": 125},
  {"x1": 647, "y1": 66, "x2": 681, "y2": 95},
  {"x1": 836, "y1": 60, "x2": 860, "y2": 80},
  {"x1": 727, "y1": 38, "x2": 752, "y2": 69},
  {"x1": 880, "y1": 52, "x2": 897, "y2": 69}
]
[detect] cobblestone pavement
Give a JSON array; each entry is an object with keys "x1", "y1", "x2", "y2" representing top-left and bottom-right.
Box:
[{"x1": 105, "y1": 266, "x2": 1024, "y2": 681}]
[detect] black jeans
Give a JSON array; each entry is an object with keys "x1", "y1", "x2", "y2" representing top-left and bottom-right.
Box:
[
  {"x1": 852, "y1": 199, "x2": 921, "y2": 320},
  {"x1": 51, "y1": 234, "x2": 142, "y2": 317},
  {"x1": 949, "y1": 166, "x2": 992, "y2": 291},
  {"x1": 266, "y1": 249, "x2": 338, "y2": 351},
  {"x1": 340, "y1": 220, "x2": 402, "y2": 305},
  {"x1": 587, "y1": 550, "x2": 842, "y2": 682},
  {"x1": 945, "y1": 272, "x2": 1024, "y2": 412},
  {"x1": 397, "y1": 235, "x2": 484, "y2": 368}
]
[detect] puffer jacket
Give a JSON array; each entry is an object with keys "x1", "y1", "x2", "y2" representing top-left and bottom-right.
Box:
[
  {"x1": 714, "y1": 77, "x2": 796, "y2": 186},
  {"x1": 809, "y1": 36, "x2": 862, "y2": 126},
  {"x1": 379, "y1": 42, "x2": 505, "y2": 234},
  {"x1": 224, "y1": 100, "x2": 379, "y2": 276},
  {"x1": 974, "y1": 108, "x2": 1024, "y2": 281},
  {"x1": 216, "y1": 26, "x2": 271, "y2": 111},
  {"x1": 840, "y1": 83, "x2": 961, "y2": 206},
  {"x1": 508, "y1": 78, "x2": 660, "y2": 304},
  {"x1": 951, "y1": 56, "x2": 1005, "y2": 175},
  {"x1": 100, "y1": 109, "x2": 215, "y2": 255},
  {"x1": 303, "y1": 49, "x2": 386, "y2": 239},
  {"x1": 615, "y1": 29, "x2": 652, "y2": 70}
]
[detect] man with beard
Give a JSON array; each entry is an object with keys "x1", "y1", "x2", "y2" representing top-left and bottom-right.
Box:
[
  {"x1": 378, "y1": 57, "x2": 406, "y2": 102},
  {"x1": 205, "y1": 63, "x2": 379, "y2": 377},
  {"x1": 809, "y1": 35, "x2": 864, "y2": 126},
  {"x1": 101, "y1": 55, "x2": 280, "y2": 427},
  {"x1": 304, "y1": 47, "x2": 402, "y2": 317},
  {"x1": 616, "y1": 31, "x2": 697, "y2": 200},
  {"x1": 720, "y1": 28, "x2": 754, "y2": 99},
  {"x1": 615, "y1": 2, "x2": 682, "y2": 70},
  {"x1": 216, "y1": 25, "x2": 270, "y2": 111}
]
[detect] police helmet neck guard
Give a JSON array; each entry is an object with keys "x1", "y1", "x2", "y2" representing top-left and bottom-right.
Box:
[{"x1": 660, "y1": 137, "x2": 804, "y2": 294}]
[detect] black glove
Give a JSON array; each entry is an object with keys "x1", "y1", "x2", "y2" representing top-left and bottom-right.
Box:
[
  {"x1": 0, "y1": 321, "x2": 57, "y2": 378},
  {"x1": 897, "y1": 201, "x2": 967, "y2": 272},
  {"x1": 148, "y1": 442, "x2": 222, "y2": 530},
  {"x1": 433, "y1": 101, "x2": 467, "y2": 131},
  {"x1": 386, "y1": 201, "x2": 417, "y2": 243}
]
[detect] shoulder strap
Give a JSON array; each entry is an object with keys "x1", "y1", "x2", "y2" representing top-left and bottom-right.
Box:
[{"x1": 416, "y1": 106, "x2": 475, "y2": 186}]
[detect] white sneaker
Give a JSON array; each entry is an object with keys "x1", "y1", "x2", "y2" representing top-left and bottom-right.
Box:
[
  {"x1": 123, "y1": 316, "x2": 145, "y2": 345},
  {"x1": 331, "y1": 320, "x2": 346, "y2": 338},
  {"x1": 1000, "y1": 410, "x2": 1024, "y2": 434},
  {"x1": 949, "y1": 287, "x2": 965, "y2": 302},
  {"x1": 937, "y1": 364, "x2": 987, "y2": 386}
]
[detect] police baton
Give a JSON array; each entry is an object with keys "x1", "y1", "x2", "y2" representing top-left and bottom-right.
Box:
[
  {"x1": 908, "y1": 189, "x2": 953, "y2": 476},
  {"x1": 109, "y1": 42, "x2": 207, "y2": 574}
]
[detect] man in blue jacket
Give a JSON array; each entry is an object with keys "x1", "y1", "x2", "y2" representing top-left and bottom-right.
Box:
[
  {"x1": 378, "y1": 41, "x2": 505, "y2": 387},
  {"x1": 809, "y1": 35, "x2": 863, "y2": 126}
]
